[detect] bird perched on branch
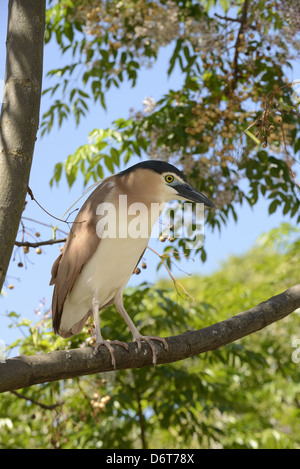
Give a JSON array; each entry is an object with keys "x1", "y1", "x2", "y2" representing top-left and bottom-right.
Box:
[{"x1": 50, "y1": 160, "x2": 215, "y2": 367}]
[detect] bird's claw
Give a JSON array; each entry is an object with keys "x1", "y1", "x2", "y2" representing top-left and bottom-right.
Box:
[
  {"x1": 93, "y1": 339, "x2": 129, "y2": 370},
  {"x1": 92, "y1": 334, "x2": 168, "y2": 367},
  {"x1": 133, "y1": 335, "x2": 168, "y2": 366}
]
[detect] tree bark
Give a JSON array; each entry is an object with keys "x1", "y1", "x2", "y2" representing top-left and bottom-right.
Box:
[
  {"x1": 1, "y1": 284, "x2": 299, "y2": 393},
  {"x1": 0, "y1": 0, "x2": 45, "y2": 291}
]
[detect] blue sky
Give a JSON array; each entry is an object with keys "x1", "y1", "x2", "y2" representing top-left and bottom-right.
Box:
[{"x1": 0, "y1": 1, "x2": 299, "y2": 348}]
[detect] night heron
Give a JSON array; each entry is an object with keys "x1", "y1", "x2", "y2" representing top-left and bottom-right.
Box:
[{"x1": 50, "y1": 160, "x2": 215, "y2": 367}]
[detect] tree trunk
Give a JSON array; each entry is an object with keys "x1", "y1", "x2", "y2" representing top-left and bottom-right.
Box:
[{"x1": 0, "y1": 0, "x2": 45, "y2": 291}]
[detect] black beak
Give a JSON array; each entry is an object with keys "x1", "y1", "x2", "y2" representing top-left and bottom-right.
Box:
[{"x1": 175, "y1": 183, "x2": 215, "y2": 208}]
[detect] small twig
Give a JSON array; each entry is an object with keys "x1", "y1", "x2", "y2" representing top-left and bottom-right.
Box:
[
  {"x1": 268, "y1": 80, "x2": 300, "y2": 102},
  {"x1": 280, "y1": 108, "x2": 300, "y2": 118},
  {"x1": 239, "y1": 80, "x2": 300, "y2": 179},
  {"x1": 10, "y1": 390, "x2": 64, "y2": 410},
  {"x1": 27, "y1": 187, "x2": 67, "y2": 224},
  {"x1": 214, "y1": 13, "x2": 242, "y2": 23},
  {"x1": 229, "y1": 0, "x2": 249, "y2": 93},
  {"x1": 147, "y1": 246, "x2": 194, "y2": 300},
  {"x1": 27, "y1": 186, "x2": 86, "y2": 226},
  {"x1": 14, "y1": 238, "x2": 67, "y2": 248},
  {"x1": 21, "y1": 217, "x2": 68, "y2": 235},
  {"x1": 279, "y1": 121, "x2": 300, "y2": 189}
]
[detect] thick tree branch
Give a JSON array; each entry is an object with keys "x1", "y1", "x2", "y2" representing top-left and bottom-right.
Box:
[
  {"x1": 1, "y1": 284, "x2": 300, "y2": 393},
  {"x1": 0, "y1": 0, "x2": 45, "y2": 291}
]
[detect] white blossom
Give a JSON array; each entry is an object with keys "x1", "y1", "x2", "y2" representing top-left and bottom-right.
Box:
[{"x1": 142, "y1": 97, "x2": 157, "y2": 114}]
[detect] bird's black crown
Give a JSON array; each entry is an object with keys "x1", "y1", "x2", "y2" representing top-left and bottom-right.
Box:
[{"x1": 118, "y1": 160, "x2": 187, "y2": 182}]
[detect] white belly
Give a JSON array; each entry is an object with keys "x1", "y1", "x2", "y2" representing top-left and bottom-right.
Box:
[
  {"x1": 59, "y1": 235, "x2": 149, "y2": 334},
  {"x1": 59, "y1": 194, "x2": 165, "y2": 336},
  {"x1": 77, "y1": 235, "x2": 148, "y2": 304}
]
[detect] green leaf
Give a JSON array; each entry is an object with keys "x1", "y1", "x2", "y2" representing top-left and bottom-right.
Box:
[
  {"x1": 64, "y1": 22, "x2": 74, "y2": 42},
  {"x1": 220, "y1": 0, "x2": 230, "y2": 12},
  {"x1": 269, "y1": 199, "x2": 281, "y2": 214},
  {"x1": 104, "y1": 155, "x2": 114, "y2": 173},
  {"x1": 168, "y1": 39, "x2": 183, "y2": 76},
  {"x1": 50, "y1": 162, "x2": 63, "y2": 187},
  {"x1": 294, "y1": 138, "x2": 300, "y2": 154},
  {"x1": 245, "y1": 130, "x2": 261, "y2": 145},
  {"x1": 110, "y1": 148, "x2": 120, "y2": 166},
  {"x1": 7, "y1": 311, "x2": 20, "y2": 318},
  {"x1": 97, "y1": 164, "x2": 104, "y2": 179},
  {"x1": 201, "y1": 248, "x2": 207, "y2": 262}
]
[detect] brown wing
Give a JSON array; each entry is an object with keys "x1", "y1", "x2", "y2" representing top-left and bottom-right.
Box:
[{"x1": 50, "y1": 178, "x2": 114, "y2": 334}]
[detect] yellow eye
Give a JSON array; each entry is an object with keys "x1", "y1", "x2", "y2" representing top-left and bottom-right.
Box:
[{"x1": 165, "y1": 174, "x2": 174, "y2": 184}]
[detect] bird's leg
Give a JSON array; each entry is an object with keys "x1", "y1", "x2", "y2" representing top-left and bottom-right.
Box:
[
  {"x1": 114, "y1": 294, "x2": 168, "y2": 366},
  {"x1": 92, "y1": 295, "x2": 128, "y2": 369}
]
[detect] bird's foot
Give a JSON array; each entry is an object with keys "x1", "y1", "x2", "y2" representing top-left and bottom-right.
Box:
[
  {"x1": 133, "y1": 334, "x2": 168, "y2": 366},
  {"x1": 93, "y1": 339, "x2": 129, "y2": 370}
]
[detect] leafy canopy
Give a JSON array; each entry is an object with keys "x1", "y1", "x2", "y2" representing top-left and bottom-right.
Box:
[{"x1": 42, "y1": 0, "x2": 300, "y2": 264}]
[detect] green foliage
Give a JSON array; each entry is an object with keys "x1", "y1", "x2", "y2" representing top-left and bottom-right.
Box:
[
  {"x1": 1, "y1": 224, "x2": 300, "y2": 449},
  {"x1": 43, "y1": 1, "x2": 300, "y2": 264},
  {"x1": 50, "y1": 124, "x2": 148, "y2": 188}
]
